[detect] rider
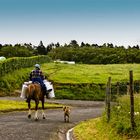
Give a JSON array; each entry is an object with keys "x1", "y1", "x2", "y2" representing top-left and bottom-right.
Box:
[{"x1": 29, "y1": 64, "x2": 47, "y2": 96}]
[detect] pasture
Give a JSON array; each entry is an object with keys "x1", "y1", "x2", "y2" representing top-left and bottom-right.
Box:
[
  {"x1": 42, "y1": 63, "x2": 140, "y2": 84},
  {"x1": 0, "y1": 63, "x2": 140, "y2": 100},
  {"x1": 41, "y1": 63, "x2": 140, "y2": 100}
]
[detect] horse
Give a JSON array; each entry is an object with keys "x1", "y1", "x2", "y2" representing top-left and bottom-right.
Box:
[{"x1": 25, "y1": 83, "x2": 46, "y2": 121}]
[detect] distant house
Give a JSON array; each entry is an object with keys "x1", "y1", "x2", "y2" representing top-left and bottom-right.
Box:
[{"x1": 0, "y1": 56, "x2": 6, "y2": 61}]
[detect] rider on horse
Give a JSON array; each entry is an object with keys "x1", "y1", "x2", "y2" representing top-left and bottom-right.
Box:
[{"x1": 29, "y1": 64, "x2": 47, "y2": 96}]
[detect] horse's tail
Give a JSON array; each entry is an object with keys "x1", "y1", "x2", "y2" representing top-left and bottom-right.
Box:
[
  {"x1": 34, "y1": 83, "x2": 42, "y2": 97},
  {"x1": 26, "y1": 84, "x2": 36, "y2": 98},
  {"x1": 26, "y1": 83, "x2": 42, "y2": 99}
]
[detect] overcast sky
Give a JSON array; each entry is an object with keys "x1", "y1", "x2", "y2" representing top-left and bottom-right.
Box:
[{"x1": 0, "y1": 0, "x2": 140, "y2": 47}]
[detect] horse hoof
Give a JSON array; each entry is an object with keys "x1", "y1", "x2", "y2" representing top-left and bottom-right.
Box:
[
  {"x1": 28, "y1": 114, "x2": 31, "y2": 119},
  {"x1": 35, "y1": 118, "x2": 39, "y2": 121}
]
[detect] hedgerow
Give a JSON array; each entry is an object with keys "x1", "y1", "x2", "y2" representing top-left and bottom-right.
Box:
[{"x1": 0, "y1": 55, "x2": 51, "y2": 77}]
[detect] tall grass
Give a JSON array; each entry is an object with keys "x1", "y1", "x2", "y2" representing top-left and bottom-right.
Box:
[
  {"x1": 74, "y1": 95, "x2": 140, "y2": 140},
  {"x1": 74, "y1": 118, "x2": 126, "y2": 140},
  {"x1": 105, "y1": 95, "x2": 140, "y2": 138}
]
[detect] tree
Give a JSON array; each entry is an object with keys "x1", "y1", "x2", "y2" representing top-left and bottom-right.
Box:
[
  {"x1": 69, "y1": 40, "x2": 79, "y2": 47},
  {"x1": 46, "y1": 43, "x2": 54, "y2": 53},
  {"x1": 132, "y1": 45, "x2": 139, "y2": 49},
  {"x1": 55, "y1": 42, "x2": 60, "y2": 48},
  {"x1": 39, "y1": 41, "x2": 44, "y2": 46},
  {"x1": 85, "y1": 43, "x2": 90, "y2": 47},
  {"x1": 91, "y1": 43, "x2": 98, "y2": 48},
  {"x1": 107, "y1": 43, "x2": 114, "y2": 48},
  {"x1": 0, "y1": 44, "x2": 2, "y2": 50},
  {"x1": 81, "y1": 42, "x2": 85, "y2": 47},
  {"x1": 36, "y1": 41, "x2": 47, "y2": 55}
]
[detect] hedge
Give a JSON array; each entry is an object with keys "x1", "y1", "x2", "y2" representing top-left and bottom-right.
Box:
[{"x1": 0, "y1": 55, "x2": 51, "y2": 77}]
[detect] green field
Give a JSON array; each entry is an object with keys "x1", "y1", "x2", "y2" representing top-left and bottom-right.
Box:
[
  {"x1": 1, "y1": 63, "x2": 140, "y2": 99},
  {"x1": 42, "y1": 63, "x2": 140, "y2": 84}
]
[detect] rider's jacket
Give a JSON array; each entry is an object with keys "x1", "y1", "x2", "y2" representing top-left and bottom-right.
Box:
[
  {"x1": 29, "y1": 69, "x2": 45, "y2": 87},
  {"x1": 30, "y1": 69, "x2": 44, "y2": 80}
]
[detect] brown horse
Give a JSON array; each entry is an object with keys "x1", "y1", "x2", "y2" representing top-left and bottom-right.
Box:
[{"x1": 25, "y1": 83, "x2": 46, "y2": 121}]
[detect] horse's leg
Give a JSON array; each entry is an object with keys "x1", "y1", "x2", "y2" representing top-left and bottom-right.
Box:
[
  {"x1": 67, "y1": 115, "x2": 70, "y2": 123},
  {"x1": 64, "y1": 114, "x2": 66, "y2": 122},
  {"x1": 41, "y1": 98, "x2": 46, "y2": 119},
  {"x1": 34, "y1": 99, "x2": 39, "y2": 121},
  {"x1": 28, "y1": 99, "x2": 31, "y2": 119}
]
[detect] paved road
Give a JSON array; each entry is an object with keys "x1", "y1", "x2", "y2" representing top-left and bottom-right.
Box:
[{"x1": 0, "y1": 97, "x2": 105, "y2": 140}]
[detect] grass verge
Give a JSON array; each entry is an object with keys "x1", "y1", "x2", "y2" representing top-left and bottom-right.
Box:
[
  {"x1": 73, "y1": 118, "x2": 134, "y2": 140},
  {"x1": 74, "y1": 94, "x2": 140, "y2": 140},
  {"x1": 0, "y1": 100, "x2": 63, "y2": 113}
]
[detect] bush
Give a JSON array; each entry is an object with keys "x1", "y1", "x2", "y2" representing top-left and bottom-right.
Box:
[
  {"x1": 54, "y1": 83, "x2": 106, "y2": 100},
  {"x1": 0, "y1": 68, "x2": 31, "y2": 95}
]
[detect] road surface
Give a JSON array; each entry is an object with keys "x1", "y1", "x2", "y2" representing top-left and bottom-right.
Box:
[{"x1": 0, "y1": 97, "x2": 105, "y2": 140}]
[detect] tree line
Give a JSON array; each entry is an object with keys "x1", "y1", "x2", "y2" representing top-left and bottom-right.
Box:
[{"x1": 0, "y1": 40, "x2": 140, "y2": 64}]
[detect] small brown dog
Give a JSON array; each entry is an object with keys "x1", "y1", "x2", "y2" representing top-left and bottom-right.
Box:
[{"x1": 63, "y1": 106, "x2": 70, "y2": 122}]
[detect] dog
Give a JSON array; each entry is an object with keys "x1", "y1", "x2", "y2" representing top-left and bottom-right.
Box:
[{"x1": 63, "y1": 106, "x2": 70, "y2": 122}]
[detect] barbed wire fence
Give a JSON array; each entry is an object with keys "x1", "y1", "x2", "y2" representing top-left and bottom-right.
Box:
[
  {"x1": 105, "y1": 70, "x2": 140, "y2": 130},
  {"x1": 111, "y1": 81, "x2": 140, "y2": 96}
]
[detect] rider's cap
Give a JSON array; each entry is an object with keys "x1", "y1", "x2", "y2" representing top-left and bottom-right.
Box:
[{"x1": 34, "y1": 64, "x2": 40, "y2": 69}]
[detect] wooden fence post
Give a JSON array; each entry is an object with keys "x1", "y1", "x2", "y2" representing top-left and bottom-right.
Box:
[
  {"x1": 129, "y1": 70, "x2": 135, "y2": 130},
  {"x1": 106, "y1": 77, "x2": 111, "y2": 122}
]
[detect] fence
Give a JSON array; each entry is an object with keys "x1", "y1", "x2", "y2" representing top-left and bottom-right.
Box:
[{"x1": 105, "y1": 70, "x2": 140, "y2": 130}]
